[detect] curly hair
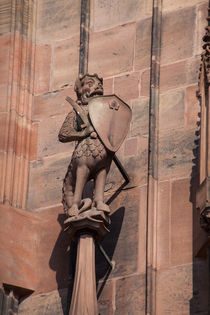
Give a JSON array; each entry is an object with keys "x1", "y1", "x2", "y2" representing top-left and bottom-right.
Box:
[{"x1": 74, "y1": 73, "x2": 103, "y2": 100}]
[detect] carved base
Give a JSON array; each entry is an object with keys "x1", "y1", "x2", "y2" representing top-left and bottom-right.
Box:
[{"x1": 64, "y1": 208, "x2": 110, "y2": 242}]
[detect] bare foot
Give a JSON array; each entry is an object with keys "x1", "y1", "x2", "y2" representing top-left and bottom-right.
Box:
[
  {"x1": 95, "y1": 201, "x2": 110, "y2": 213},
  {"x1": 67, "y1": 204, "x2": 79, "y2": 217}
]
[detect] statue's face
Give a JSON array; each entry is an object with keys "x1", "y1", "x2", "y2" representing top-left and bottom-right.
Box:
[{"x1": 80, "y1": 76, "x2": 103, "y2": 103}]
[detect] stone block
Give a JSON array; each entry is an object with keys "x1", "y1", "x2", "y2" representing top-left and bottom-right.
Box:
[
  {"x1": 163, "y1": 0, "x2": 206, "y2": 12},
  {"x1": 103, "y1": 78, "x2": 113, "y2": 95},
  {"x1": 0, "y1": 35, "x2": 10, "y2": 85},
  {"x1": 0, "y1": 204, "x2": 39, "y2": 290},
  {"x1": 159, "y1": 128, "x2": 196, "y2": 180},
  {"x1": 53, "y1": 36, "x2": 79, "y2": 90},
  {"x1": 37, "y1": 113, "x2": 74, "y2": 158},
  {"x1": 184, "y1": 85, "x2": 200, "y2": 128},
  {"x1": 89, "y1": 23, "x2": 135, "y2": 77},
  {"x1": 187, "y1": 56, "x2": 201, "y2": 85},
  {"x1": 159, "y1": 89, "x2": 185, "y2": 130},
  {"x1": 130, "y1": 97, "x2": 149, "y2": 137},
  {"x1": 27, "y1": 153, "x2": 71, "y2": 209},
  {"x1": 0, "y1": 85, "x2": 8, "y2": 112},
  {"x1": 36, "y1": 207, "x2": 72, "y2": 293},
  {"x1": 33, "y1": 87, "x2": 74, "y2": 121},
  {"x1": 161, "y1": 7, "x2": 195, "y2": 64},
  {"x1": 114, "y1": 72, "x2": 139, "y2": 104},
  {"x1": 135, "y1": 17, "x2": 152, "y2": 71},
  {"x1": 34, "y1": 44, "x2": 52, "y2": 95},
  {"x1": 160, "y1": 60, "x2": 188, "y2": 93},
  {"x1": 156, "y1": 181, "x2": 170, "y2": 269},
  {"x1": 171, "y1": 178, "x2": 192, "y2": 265},
  {"x1": 124, "y1": 137, "x2": 138, "y2": 156},
  {"x1": 18, "y1": 288, "x2": 68, "y2": 315},
  {"x1": 36, "y1": 0, "x2": 80, "y2": 43},
  {"x1": 106, "y1": 136, "x2": 148, "y2": 190},
  {"x1": 156, "y1": 264, "x2": 193, "y2": 315},
  {"x1": 93, "y1": 0, "x2": 151, "y2": 32},
  {"x1": 96, "y1": 188, "x2": 140, "y2": 279},
  {"x1": 140, "y1": 69, "x2": 150, "y2": 97},
  {"x1": 97, "y1": 280, "x2": 114, "y2": 315},
  {"x1": 115, "y1": 274, "x2": 146, "y2": 315}
]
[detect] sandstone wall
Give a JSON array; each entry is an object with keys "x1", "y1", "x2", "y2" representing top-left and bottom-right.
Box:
[{"x1": 0, "y1": 0, "x2": 209, "y2": 314}]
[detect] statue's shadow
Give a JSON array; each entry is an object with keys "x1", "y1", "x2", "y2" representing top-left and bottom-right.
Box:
[{"x1": 49, "y1": 194, "x2": 125, "y2": 314}]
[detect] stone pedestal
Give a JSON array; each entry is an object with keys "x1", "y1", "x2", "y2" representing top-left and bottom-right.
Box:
[{"x1": 64, "y1": 208, "x2": 110, "y2": 315}]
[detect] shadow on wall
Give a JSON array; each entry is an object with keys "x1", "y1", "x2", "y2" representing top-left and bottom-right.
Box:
[
  {"x1": 189, "y1": 91, "x2": 209, "y2": 314},
  {"x1": 49, "y1": 204, "x2": 125, "y2": 314}
]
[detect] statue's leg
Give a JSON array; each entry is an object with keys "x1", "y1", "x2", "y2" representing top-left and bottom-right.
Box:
[
  {"x1": 67, "y1": 165, "x2": 90, "y2": 217},
  {"x1": 94, "y1": 168, "x2": 110, "y2": 213}
]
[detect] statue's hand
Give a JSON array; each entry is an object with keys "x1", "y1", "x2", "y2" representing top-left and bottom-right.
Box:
[{"x1": 81, "y1": 123, "x2": 94, "y2": 137}]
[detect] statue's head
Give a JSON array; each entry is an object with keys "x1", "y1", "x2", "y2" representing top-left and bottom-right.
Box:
[{"x1": 75, "y1": 73, "x2": 103, "y2": 104}]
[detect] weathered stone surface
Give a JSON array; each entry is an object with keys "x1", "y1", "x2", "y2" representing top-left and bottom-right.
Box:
[
  {"x1": 135, "y1": 17, "x2": 152, "y2": 71},
  {"x1": 36, "y1": 0, "x2": 80, "y2": 43},
  {"x1": 93, "y1": 0, "x2": 152, "y2": 32},
  {"x1": 36, "y1": 206, "x2": 72, "y2": 293},
  {"x1": 124, "y1": 137, "x2": 138, "y2": 156},
  {"x1": 184, "y1": 85, "x2": 200, "y2": 128},
  {"x1": 137, "y1": 185, "x2": 147, "y2": 274},
  {"x1": 140, "y1": 69, "x2": 150, "y2": 97},
  {"x1": 27, "y1": 153, "x2": 71, "y2": 209},
  {"x1": 159, "y1": 128, "x2": 196, "y2": 180},
  {"x1": 96, "y1": 188, "x2": 140, "y2": 279},
  {"x1": 0, "y1": 84, "x2": 7, "y2": 112},
  {"x1": 161, "y1": 7, "x2": 195, "y2": 64},
  {"x1": 89, "y1": 23, "x2": 135, "y2": 77},
  {"x1": 115, "y1": 274, "x2": 146, "y2": 315},
  {"x1": 157, "y1": 180, "x2": 170, "y2": 269},
  {"x1": 194, "y1": 2, "x2": 208, "y2": 56},
  {"x1": 171, "y1": 178, "x2": 192, "y2": 265},
  {"x1": 103, "y1": 78, "x2": 113, "y2": 95},
  {"x1": 114, "y1": 72, "x2": 139, "y2": 104},
  {"x1": 130, "y1": 97, "x2": 149, "y2": 137},
  {"x1": 106, "y1": 135, "x2": 148, "y2": 190},
  {"x1": 34, "y1": 44, "x2": 52, "y2": 95},
  {"x1": 163, "y1": 0, "x2": 206, "y2": 12},
  {"x1": 33, "y1": 87, "x2": 74, "y2": 121},
  {"x1": 97, "y1": 280, "x2": 114, "y2": 315},
  {"x1": 159, "y1": 89, "x2": 185, "y2": 130},
  {"x1": 0, "y1": 35, "x2": 10, "y2": 85},
  {"x1": 0, "y1": 204, "x2": 39, "y2": 290},
  {"x1": 53, "y1": 36, "x2": 79, "y2": 90},
  {"x1": 0, "y1": 1, "x2": 12, "y2": 34},
  {"x1": 160, "y1": 60, "x2": 188, "y2": 92},
  {"x1": 18, "y1": 288, "x2": 68, "y2": 315},
  {"x1": 37, "y1": 114, "x2": 74, "y2": 158},
  {"x1": 156, "y1": 264, "x2": 193, "y2": 315}
]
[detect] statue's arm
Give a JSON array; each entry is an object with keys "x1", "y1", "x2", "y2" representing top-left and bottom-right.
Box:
[{"x1": 58, "y1": 111, "x2": 92, "y2": 142}]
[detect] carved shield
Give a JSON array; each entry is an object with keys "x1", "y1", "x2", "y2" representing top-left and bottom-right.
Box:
[{"x1": 88, "y1": 95, "x2": 132, "y2": 152}]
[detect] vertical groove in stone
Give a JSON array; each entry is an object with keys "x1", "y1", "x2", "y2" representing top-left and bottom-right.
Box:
[
  {"x1": 79, "y1": 0, "x2": 90, "y2": 75},
  {"x1": 0, "y1": 0, "x2": 37, "y2": 209},
  {"x1": 146, "y1": 0, "x2": 162, "y2": 314}
]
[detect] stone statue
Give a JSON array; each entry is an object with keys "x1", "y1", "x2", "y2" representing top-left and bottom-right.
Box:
[{"x1": 58, "y1": 74, "x2": 131, "y2": 219}]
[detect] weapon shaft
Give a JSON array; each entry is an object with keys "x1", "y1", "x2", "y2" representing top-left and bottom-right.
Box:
[{"x1": 66, "y1": 96, "x2": 89, "y2": 126}]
